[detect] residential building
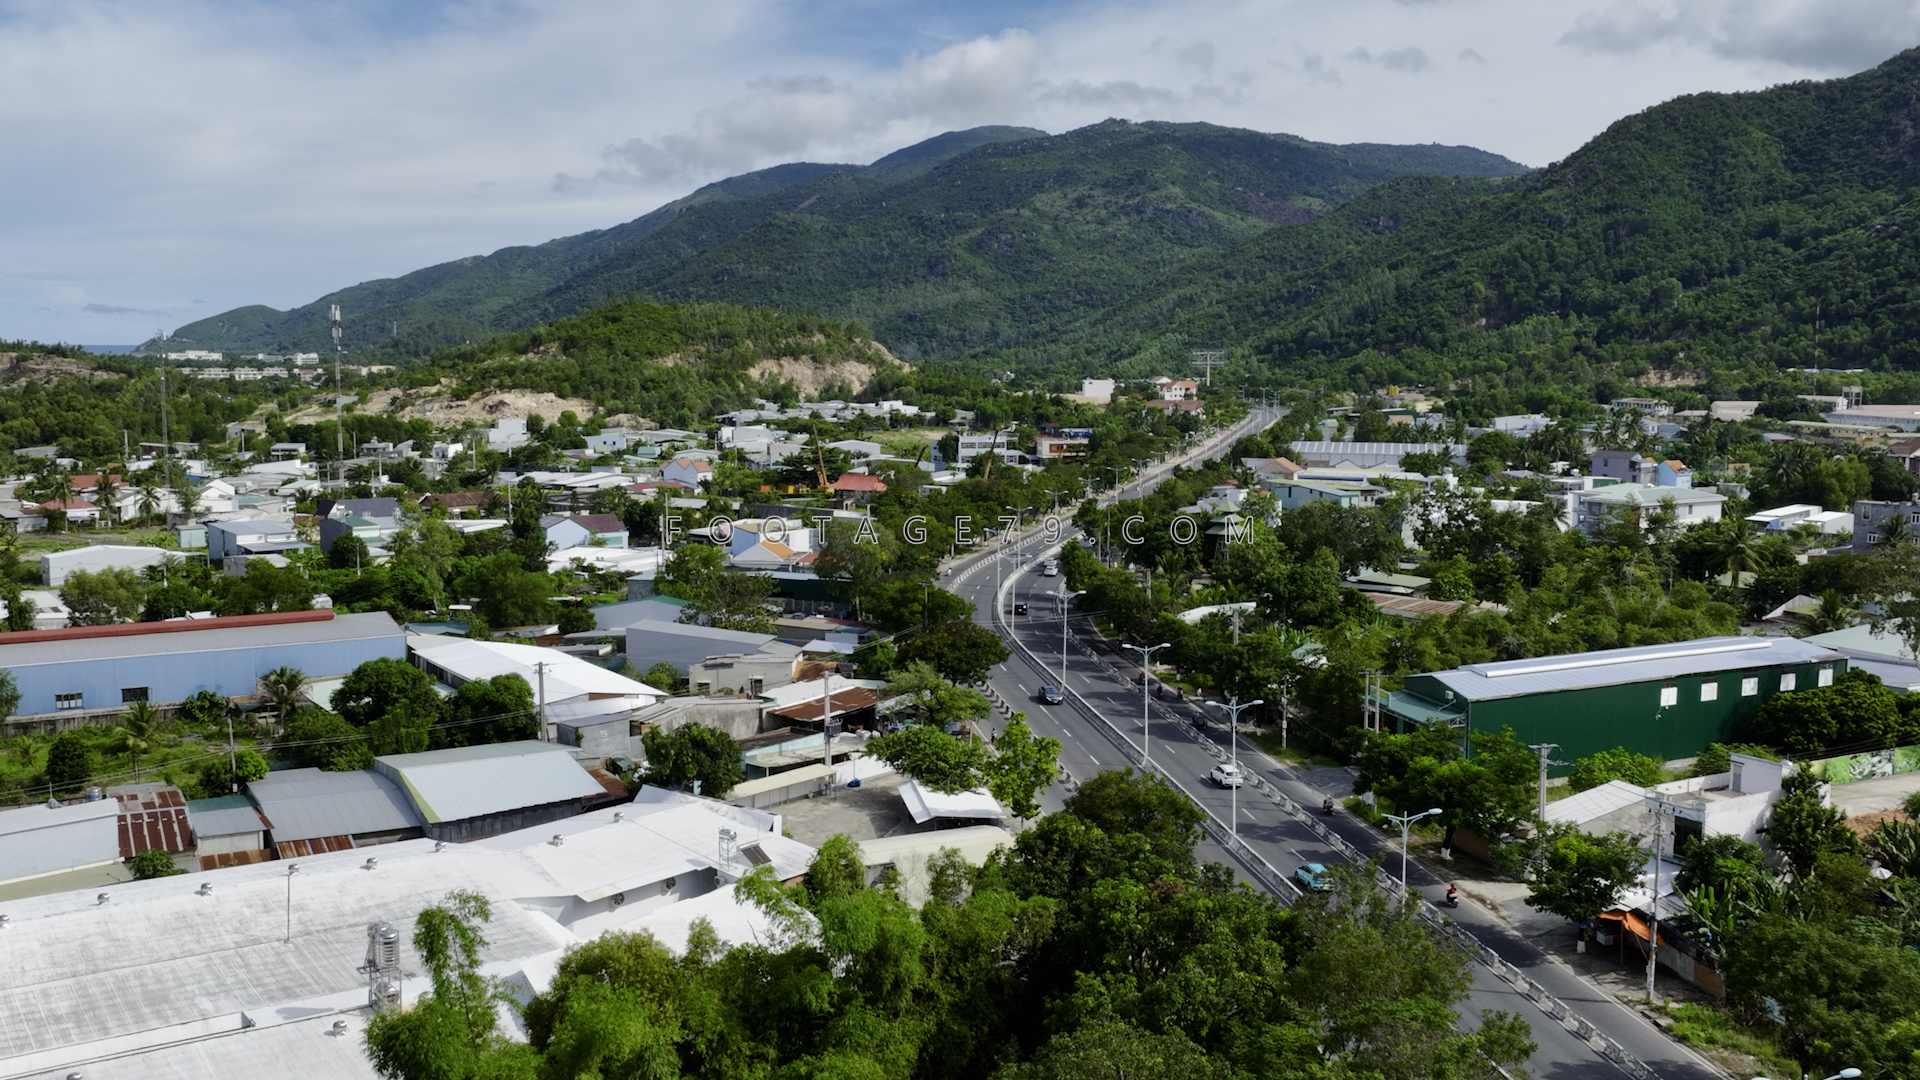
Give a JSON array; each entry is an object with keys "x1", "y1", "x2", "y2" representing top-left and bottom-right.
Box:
[
  {"x1": 663, "y1": 457, "x2": 714, "y2": 489},
  {"x1": 1608, "y1": 397, "x2": 1673, "y2": 417},
  {"x1": 1888, "y1": 437, "x2": 1920, "y2": 477},
  {"x1": 1854, "y1": 499, "x2": 1920, "y2": 553},
  {"x1": 1748, "y1": 504, "x2": 1853, "y2": 535},
  {"x1": 1264, "y1": 477, "x2": 1383, "y2": 511},
  {"x1": 184, "y1": 795, "x2": 271, "y2": 866},
  {"x1": 1034, "y1": 433, "x2": 1090, "y2": 458},
  {"x1": 1076, "y1": 378, "x2": 1116, "y2": 403},
  {"x1": 1143, "y1": 398, "x2": 1206, "y2": 418},
  {"x1": 627, "y1": 620, "x2": 781, "y2": 672},
  {"x1": 829, "y1": 473, "x2": 887, "y2": 504},
  {"x1": 36, "y1": 497, "x2": 100, "y2": 525},
  {"x1": 0, "y1": 610, "x2": 406, "y2": 731},
  {"x1": 1573, "y1": 483, "x2": 1726, "y2": 535},
  {"x1": 207, "y1": 518, "x2": 306, "y2": 560},
  {"x1": 316, "y1": 497, "x2": 402, "y2": 554},
  {"x1": 1709, "y1": 400, "x2": 1762, "y2": 423},
  {"x1": 542, "y1": 513, "x2": 629, "y2": 551},
  {"x1": 1590, "y1": 449, "x2": 1651, "y2": 483},
  {"x1": 1386, "y1": 636, "x2": 1846, "y2": 768},
  {"x1": 1489, "y1": 413, "x2": 1552, "y2": 436}
]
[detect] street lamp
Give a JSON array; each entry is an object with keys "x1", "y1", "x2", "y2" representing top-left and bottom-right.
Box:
[
  {"x1": 1381, "y1": 807, "x2": 1443, "y2": 887},
  {"x1": 1757, "y1": 1072, "x2": 1863, "y2": 1080},
  {"x1": 1204, "y1": 696, "x2": 1262, "y2": 845},
  {"x1": 1121, "y1": 642, "x2": 1173, "y2": 774},
  {"x1": 1646, "y1": 796, "x2": 1677, "y2": 1001},
  {"x1": 1057, "y1": 588, "x2": 1086, "y2": 685}
]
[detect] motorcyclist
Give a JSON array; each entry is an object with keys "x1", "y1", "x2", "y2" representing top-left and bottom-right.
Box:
[
  {"x1": 1322, "y1": 797, "x2": 1334, "y2": 814},
  {"x1": 1446, "y1": 884, "x2": 1459, "y2": 905}
]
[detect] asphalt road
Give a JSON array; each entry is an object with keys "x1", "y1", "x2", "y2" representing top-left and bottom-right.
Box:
[{"x1": 936, "y1": 405, "x2": 1726, "y2": 1080}]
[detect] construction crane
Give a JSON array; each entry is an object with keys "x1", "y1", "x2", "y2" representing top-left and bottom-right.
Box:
[{"x1": 811, "y1": 422, "x2": 830, "y2": 491}]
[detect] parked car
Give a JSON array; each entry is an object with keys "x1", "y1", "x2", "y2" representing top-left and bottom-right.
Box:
[
  {"x1": 1208, "y1": 763, "x2": 1245, "y2": 788},
  {"x1": 1039, "y1": 683, "x2": 1064, "y2": 704},
  {"x1": 1294, "y1": 862, "x2": 1332, "y2": 892}
]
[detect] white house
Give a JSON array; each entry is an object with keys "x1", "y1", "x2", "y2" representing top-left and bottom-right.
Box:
[
  {"x1": 542, "y1": 513, "x2": 629, "y2": 551},
  {"x1": 1573, "y1": 484, "x2": 1726, "y2": 535}
]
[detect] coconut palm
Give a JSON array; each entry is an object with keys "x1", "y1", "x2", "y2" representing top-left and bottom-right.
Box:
[
  {"x1": 1879, "y1": 512, "x2": 1916, "y2": 551},
  {"x1": 257, "y1": 667, "x2": 307, "y2": 730},
  {"x1": 1805, "y1": 590, "x2": 1858, "y2": 634},
  {"x1": 1716, "y1": 520, "x2": 1762, "y2": 583},
  {"x1": 133, "y1": 478, "x2": 166, "y2": 526},
  {"x1": 117, "y1": 699, "x2": 159, "y2": 777}
]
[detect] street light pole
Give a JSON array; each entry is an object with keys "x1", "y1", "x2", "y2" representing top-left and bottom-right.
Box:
[
  {"x1": 1381, "y1": 807, "x2": 1444, "y2": 887},
  {"x1": 1204, "y1": 696, "x2": 1262, "y2": 845},
  {"x1": 1058, "y1": 588, "x2": 1086, "y2": 685},
  {"x1": 1121, "y1": 642, "x2": 1172, "y2": 774}
]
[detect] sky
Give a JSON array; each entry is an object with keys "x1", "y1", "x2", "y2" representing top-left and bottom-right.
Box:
[{"x1": 1, "y1": 0, "x2": 1915, "y2": 346}]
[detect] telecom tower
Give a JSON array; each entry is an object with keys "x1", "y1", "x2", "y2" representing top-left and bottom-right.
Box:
[
  {"x1": 331, "y1": 305, "x2": 344, "y2": 490},
  {"x1": 1190, "y1": 348, "x2": 1227, "y2": 386}
]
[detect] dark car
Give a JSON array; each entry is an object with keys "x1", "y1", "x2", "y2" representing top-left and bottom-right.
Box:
[
  {"x1": 1013, "y1": 602, "x2": 1028, "y2": 616},
  {"x1": 1039, "y1": 683, "x2": 1064, "y2": 704}
]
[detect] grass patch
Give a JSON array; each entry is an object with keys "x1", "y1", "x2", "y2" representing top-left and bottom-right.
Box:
[
  {"x1": 0, "y1": 716, "x2": 266, "y2": 803},
  {"x1": 1665, "y1": 1002, "x2": 1797, "y2": 1080}
]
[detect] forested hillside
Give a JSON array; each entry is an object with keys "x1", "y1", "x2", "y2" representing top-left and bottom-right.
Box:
[
  {"x1": 1105, "y1": 46, "x2": 1920, "y2": 413},
  {"x1": 154, "y1": 124, "x2": 1522, "y2": 357}
]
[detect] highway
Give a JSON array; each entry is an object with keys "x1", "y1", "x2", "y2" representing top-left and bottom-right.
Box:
[{"x1": 935, "y1": 405, "x2": 1726, "y2": 1080}]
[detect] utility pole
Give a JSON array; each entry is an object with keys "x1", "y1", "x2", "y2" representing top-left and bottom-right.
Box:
[
  {"x1": 1206, "y1": 695, "x2": 1263, "y2": 846},
  {"x1": 820, "y1": 673, "x2": 836, "y2": 780},
  {"x1": 1058, "y1": 587, "x2": 1086, "y2": 684},
  {"x1": 1646, "y1": 795, "x2": 1676, "y2": 1001},
  {"x1": 1190, "y1": 348, "x2": 1226, "y2": 387},
  {"x1": 1528, "y1": 742, "x2": 1564, "y2": 822}
]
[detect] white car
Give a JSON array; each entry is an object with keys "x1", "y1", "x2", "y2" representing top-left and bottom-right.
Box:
[{"x1": 1209, "y1": 763, "x2": 1245, "y2": 788}]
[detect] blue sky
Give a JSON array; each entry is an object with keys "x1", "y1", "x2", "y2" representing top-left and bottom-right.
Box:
[{"x1": 0, "y1": 0, "x2": 1913, "y2": 345}]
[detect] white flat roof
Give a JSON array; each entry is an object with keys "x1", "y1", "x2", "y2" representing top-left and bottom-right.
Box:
[
  {"x1": 898, "y1": 779, "x2": 1004, "y2": 824},
  {"x1": 408, "y1": 635, "x2": 664, "y2": 705}
]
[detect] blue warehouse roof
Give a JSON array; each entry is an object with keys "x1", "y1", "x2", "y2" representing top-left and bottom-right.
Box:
[{"x1": 1421, "y1": 636, "x2": 1845, "y2": 702}]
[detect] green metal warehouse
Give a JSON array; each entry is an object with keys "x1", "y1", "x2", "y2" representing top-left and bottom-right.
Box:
[{"x1": 1385, "y1": 636, "x2": 1847, "y2": 769}]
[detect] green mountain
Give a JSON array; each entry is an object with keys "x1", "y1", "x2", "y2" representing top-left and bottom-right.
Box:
[
  {"x1": 155, "y1": 123, "x2": 1523, "y2": 356},
  {"x1": 1096, "y1": 47, "x2": 1920, "y2": 408}
]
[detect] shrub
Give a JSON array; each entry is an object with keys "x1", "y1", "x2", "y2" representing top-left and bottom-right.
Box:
[{"x1": 1568, "y1": 746, "x2": 1663, "y2": 792}]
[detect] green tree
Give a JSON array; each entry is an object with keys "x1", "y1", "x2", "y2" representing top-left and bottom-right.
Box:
[
  {"x1": 257, "y1": 666, "x2": 307, "y2": 731},
  {"x1": 641, "y1": 661, "x2": 681, "y2": 694},
  {"x1": 328, "y1": 533, "x2": 371, "y2": 571},
  {"x1": 997, "y1": 1018, "x2": 1231, "y2": 1080},
  {"x1": 985, "y1": 713, "x2": 1061, "y2": 824},
  {"x1": 882, "y1": 662, "x2": 992, "y2": 728},
  {"x1": 116, "y1": 699, "x2": 160, "y2": 777},
  {"x1": 1522, "y1": 823, "x2": 1644, "y2": 923},
  {"x1": 201, "y1": 748, "x2": 268, "y2": 794},
  {"x1": 866, "y1": 724, "x2": 989, "y2": 794},
  {"x1": 282, "y1": 708, "x2": 373, "y2": 771},
  {"x1": 1767, "y1": 773, "x2": 1862, "y2": 878},
  {"x1": 453, "y1": 552, "x2": 556, "y2": 629},
  {"x1": 44, "y1": 731, "x2": 93, "y2": 791},
  {"x1": 60, "y1": 566, "x2": 147, "y2": 625},
  {"x1": 1674, "y1": 834, "x2": 1771, "y2": 904},
  {"x1": 1567, "y1": 746, "x2": 1663, "y2": 792},
  {"x1": 0, "y1": 669, "x2": 19, "y2": 724},
  {"x1": 639, "y1": 723, "x2": 745, "y2": 797},
  {"x1": 124, "y1": 849, "x2": 185, "y2": 879},
  {"x1": 1750, "y1": 669, "x2": 1905, "y2": 756},
  {"x1": 333, "y1": 657, "x2": 444, "y2": 730},
  {"x1": 365, "y1": 890, "x2": 531, "y2": 1080},
  {"x1": 438, "y1": 674, "x2": 539, "y2": 747},
  {"x1": 898, "y1": 619, "x2": 1009, "y2": 684}
]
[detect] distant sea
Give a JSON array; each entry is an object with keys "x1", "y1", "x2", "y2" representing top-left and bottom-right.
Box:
[{"x1": 83, "y1": 345, "x2": 137, "y2": 354}]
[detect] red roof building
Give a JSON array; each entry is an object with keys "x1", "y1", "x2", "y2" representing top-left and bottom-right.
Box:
[{"x1": 829, "y1": 473, "x2": 887, "y2": 493}]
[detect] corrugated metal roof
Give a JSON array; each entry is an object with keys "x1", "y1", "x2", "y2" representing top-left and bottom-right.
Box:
[
  {"x1": 1431, "y1": 636, "x2": 1844, "y2": 701},
  {"x1": 0, "y1": 611, "x2": 400, "y2": 667},
  {"x1": 408, "y1": 636, "x2": 664, "y2": 705},
  {"x1": 1543, "y1": 779, "x2": 1648, "y2": 825},
  {"x1": 0, "y1": 798, "x2": 118, "y2": 839},
  {"x1": 184, "y1": 795, "x2": 269, "y2": 838},
  {"x1": 245, "y1": 767, "x2": 423, "y2": 842},
  {"x1": 375, "y1": 741, "x2": 606, "y2": 824},
  {"x1": 110, "y1": 786, "x2": 193, "y2": 856}
]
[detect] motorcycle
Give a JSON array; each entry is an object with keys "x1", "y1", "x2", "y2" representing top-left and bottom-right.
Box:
[
  {"x1": 1321, "y1": 798, "x2": 1335, "y2": 815},
  {"x1": 1443, "y1": 890, "x2": 1460, "y2": 909}
]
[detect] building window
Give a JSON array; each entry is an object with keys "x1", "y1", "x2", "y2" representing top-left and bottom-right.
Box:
[
  {"x1": 1700, "y1": 682, "x2": 1719, "y2": 703},
  {"x1": 1819, "y1": 664, "x2": 1835, "y2": 687},
  {"x1": 748, "y1": 678, "x2": 764, "y2": 696},
  {"x1": 1659, "y1": 682, "x2": 1678, "y2": 708},
  {"x1": 121, "y1": 687, "x2": 149, "y2": 704},
  {"x1": 1780, "y1": 672, "x2": 1797, "y2": 692},
  {"x1": 1741, "y1": 674, "x2": 1759, "y2": 697},
  {"x1": 55, "y1": 693, "x2": 83, "y2": 711}
]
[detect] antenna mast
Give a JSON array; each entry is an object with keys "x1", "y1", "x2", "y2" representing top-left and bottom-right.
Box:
[
  {"x1": 331, "y1": 305, "x2": 344, "y2": 490},
  {"x1": 157, "y1": 329, "x2": 171, "y2": 480}
]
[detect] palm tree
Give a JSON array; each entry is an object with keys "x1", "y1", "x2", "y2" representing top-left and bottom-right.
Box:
[
  {"x1": 1805, "y1": 590, "x2": 1858, "y2": 634},
  {"x1": 258, "y1": 667, "x2": 307, "y2": 731},
  {"x1": 133, "y1": 478, "x2": 165, "y2": 527},
  {"x1": 1879, "y1": 512, "x2": 1915, "y2": 551},
  {"x1": 1716, "y1": 520, "x2": 1762, "y2": 583},
  {"x1": 117, "y1": 700, "x2": 159, "y2": 778},
  {"x1": 1762, "y1": 440, "x2": 1820, "y2": 503}
]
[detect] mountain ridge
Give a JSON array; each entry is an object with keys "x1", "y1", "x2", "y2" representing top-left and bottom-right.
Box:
[{"x1": 154, "y1": 122, "x2": 1525, "y2": 356}]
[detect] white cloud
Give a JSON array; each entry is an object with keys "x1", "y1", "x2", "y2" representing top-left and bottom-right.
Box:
[{"x1": 0, "y1": 0, "x2": 1913, "y2": 344}]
